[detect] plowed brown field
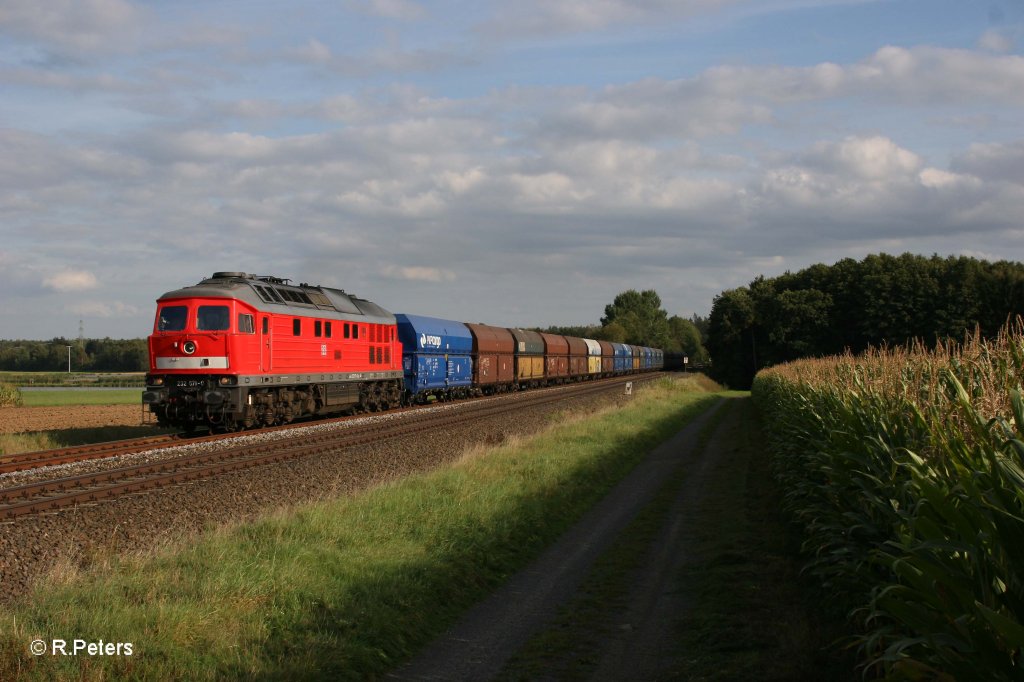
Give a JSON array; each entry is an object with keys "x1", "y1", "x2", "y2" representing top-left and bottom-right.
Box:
[{"x1": 0, "y1": 405, "x2": 144, "y2": 434}]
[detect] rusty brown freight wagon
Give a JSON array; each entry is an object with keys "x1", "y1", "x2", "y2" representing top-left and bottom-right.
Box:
[
  {"x1": 465, "y1": 323, "x2": 515, "y2": 391},
  {"x1": 510, "y1": 328, "x2": 545, "y2": 385},
  {"x1": 631, "y1": 344, "x2": 641, "y2": 371},
  {"x1": 539, "y1": 333, "x2": 569, "y2": 381},
  {"x1": 566, "y1": 336, "x2": 588, "y2": 379},
  {"x1": 599, "y1": 340, "x2": 615, "y2": 375}
]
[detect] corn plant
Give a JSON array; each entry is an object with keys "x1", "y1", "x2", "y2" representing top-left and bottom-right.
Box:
[
  {"x1": 753, "y1": 320, "x2": 1024, "y2": 679},
  {"x1": 0, "y1": 382, "x2": 22, "y2": 407}
]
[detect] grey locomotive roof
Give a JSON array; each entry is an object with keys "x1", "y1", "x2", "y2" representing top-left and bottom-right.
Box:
[{"x1": 156, "y1": 272, "x2": 395, "y2": 324}]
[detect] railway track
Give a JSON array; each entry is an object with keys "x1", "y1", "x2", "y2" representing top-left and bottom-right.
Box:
[
  {"x1": 0, "y1": 434, "x2": 181, "y2": 475},
  {"x1": 0, "y1": 375, "x2": 660, "y2": 520}
]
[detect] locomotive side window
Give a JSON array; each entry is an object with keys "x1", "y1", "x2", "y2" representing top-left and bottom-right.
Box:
[
  {"x1": 262, "y1": 317, "x2": 269, "y2": 334},
  {"x1": 325, "y1": 321, "x2": 332, "y2": 338},
  {"x1": 197, "y1": 305, "x2": 230, "y2": 331},
  {"x1": 353, "y1": 325, "x2": 359, "y2": 339},
  {"x1": 157, "y1": 305, "x2": 187, "y2": 331},
  {"x1": 344, "y1": 323, "x2": 350, "y2": 339},
  {"x1": 238, "y1": 313, "x2": 255, "y2": 334},
  {"x1": 293, "y1": 319, "x2": 301, "y2": 336}
]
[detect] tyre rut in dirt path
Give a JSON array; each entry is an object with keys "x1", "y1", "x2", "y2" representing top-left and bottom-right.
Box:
[
  {"x1": 586, "y1": 396, "x2": 744, "y2": 681},
  {"x1": 388, "y1": 396, "x2": 730, "y2": 681}
]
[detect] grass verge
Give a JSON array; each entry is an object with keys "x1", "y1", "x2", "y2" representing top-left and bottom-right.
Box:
[
  {"x1": 19, "y1": 389, "x2": 142, "y2": 407},
  {"x1": 0, "y1": 376, "x2": 721, "y2": 681},
  {"x1": 0, "y1": 425, "x2": 174, "y2": 457}
]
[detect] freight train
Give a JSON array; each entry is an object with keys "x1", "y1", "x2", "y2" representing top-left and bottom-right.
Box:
[{"x1": 143, "y1": 272, "x2": 663, "y2": 431}]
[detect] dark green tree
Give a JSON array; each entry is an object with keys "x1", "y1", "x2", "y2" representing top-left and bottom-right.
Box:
[{"x1": 600, "y1": 289, "x2": 672, "y2": 347}]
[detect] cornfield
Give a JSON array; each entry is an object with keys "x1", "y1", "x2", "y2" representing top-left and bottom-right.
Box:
[
  {"x1": 0, "y1": 383, "x2": 21, "y2": 407},
  {"x1": 752, "y1": 319, "x2": 1024, "y2": 680}
]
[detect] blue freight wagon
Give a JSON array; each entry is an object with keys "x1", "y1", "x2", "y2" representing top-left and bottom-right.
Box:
[
  {"x1": 611, "y1": 343, "x2": 632, "y2": 372},
  {"x1": 395, "y1": 314, "x2": 474, "y2": 402}
]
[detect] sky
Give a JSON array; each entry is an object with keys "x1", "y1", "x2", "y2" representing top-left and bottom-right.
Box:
[{"x1": 1, "y1": 0, "x2": 1023, "y2": 340}]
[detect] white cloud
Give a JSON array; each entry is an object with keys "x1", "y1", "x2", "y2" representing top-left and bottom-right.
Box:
[
  {"x1": 803, "y1": 135, "x2": 922, "y2": 181},
  {"x1": 979, "y1": 29, "x2": 1014, "y2": 54},
  {"x1": 346, "y1": 0, "x2": 427, "y2": 21},
  {"x1": 70, "y1": 300, "x2": 139, "y2": 318},
  {"x1": 43, "y1": 270, "x2": 98, "y2": 292},
  {"x1": 382, "y1": 265, "x2": 456, "y2": 282},
  {"x1": 952, "y1": 140, "x2": 1024, "y2": 183},
  {"x1": 0, "y1": 0, "x2": 144, "y2": 53},
  {"x1": 481, "y1": 0, "x2": 738, "y2": 38}
]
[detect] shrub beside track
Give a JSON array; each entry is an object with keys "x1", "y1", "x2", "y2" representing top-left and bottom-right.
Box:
[{"x1": 753, "y1": 322, "x2": 1024, "y2": 680}]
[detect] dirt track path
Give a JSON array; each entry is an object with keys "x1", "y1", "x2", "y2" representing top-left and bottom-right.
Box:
[{"x1": 389, "y1": 396, "x2": 732, "y2": 681}]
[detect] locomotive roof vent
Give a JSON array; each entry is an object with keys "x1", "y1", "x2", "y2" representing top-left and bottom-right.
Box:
[{"x1": 212, "y1": 271, "x2": 248, "y2": 279}]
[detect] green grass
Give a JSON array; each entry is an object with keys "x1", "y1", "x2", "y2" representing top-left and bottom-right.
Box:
[
  {"x1": 0, "y1": 376, "x2": 723, "y2": 681},
  {"x1": 0, "y1": 372, "x2": 144, "y2": 388},
  {"x1": 0, "y1": 426, "x2": 173, "y2": 457},
  {"x1": 18, "y1": 389, "x2": 142, "y2": 407}
]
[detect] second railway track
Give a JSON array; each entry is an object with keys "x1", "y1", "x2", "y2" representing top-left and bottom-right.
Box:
[{"x1": 0, "y1": 375, "x2": 659, "y2": 520}]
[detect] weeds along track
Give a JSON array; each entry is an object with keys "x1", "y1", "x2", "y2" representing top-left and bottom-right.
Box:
[
  {"x1": 0, "y1": 434, "x2": 181, "y2": 475},
  {"x1": 0, "y1": 376, "x2": 658, "y2": 521}
]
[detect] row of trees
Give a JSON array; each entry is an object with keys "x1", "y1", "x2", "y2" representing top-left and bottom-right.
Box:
[
  {"x1": 539, "y1": 289, "x2": 709, "y2": 363},
  {"x1": 706, "y1": 253, "x2": 1024, "y2": 388},
  {"x1": 0, "y1": 338, "x2": 148, "y2": 372}
]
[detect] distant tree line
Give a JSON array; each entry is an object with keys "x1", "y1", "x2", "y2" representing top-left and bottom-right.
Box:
[
  {"x1": 4, "y1": 291, "x2": 712, "y2": 375},
  {"x1": 538, "y1": 289, "x2": 709, "y2": 362},
  {"x1": 0, "y1": 338, "x2": 148, "y2": 372},
  {"x1": 706, "y1": 253, "x2": 1024, "y2": 389}
]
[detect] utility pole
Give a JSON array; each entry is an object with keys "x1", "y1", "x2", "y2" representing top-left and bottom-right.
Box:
[{"x1": 67, "y1": 345, "x2": 72, "y2": 373}]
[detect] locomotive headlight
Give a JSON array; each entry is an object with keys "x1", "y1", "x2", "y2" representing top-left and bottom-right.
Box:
[
  {"x1": 151, "y1": 376, "x2": 165, "y2": 386},
  {"x1": 182, "y1": 340, "x2": 197, "y2": 355},
  {"x1": 219, "y1": 376, "x2": 235, "y2": 386}
]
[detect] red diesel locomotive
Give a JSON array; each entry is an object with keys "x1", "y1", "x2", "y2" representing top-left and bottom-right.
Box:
[{"x1": 143, "y1": 272, "x2": 402, "y2": 431}]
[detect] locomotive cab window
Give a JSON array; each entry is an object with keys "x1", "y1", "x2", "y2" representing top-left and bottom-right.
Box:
[
  {"x1": 197, "y1": 305, "x2": 230, "y2": 331},
  {"x1": 238, "y1": 313, "x2": 255, "y2": 334},
  {"x1": 293, "y1": 319, "x2": 301, "y2": 336},
  {"x1": 325, "y1": 321, "x2": 332, "y2": 338},
  {"x1": 315, "y1": 320, "x2": 322, "y2": 337},
  {"x1": 157, "y1": 305, "x2": 187, "y2": 331}
]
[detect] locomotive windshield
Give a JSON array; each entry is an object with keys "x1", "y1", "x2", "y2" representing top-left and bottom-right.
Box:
[
  {"x1": 157, "y1": 305, "x2": 187, "y2": 331},
  {"x1": 197, "y1": 305, "x2": 230, "y2": 331}
]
